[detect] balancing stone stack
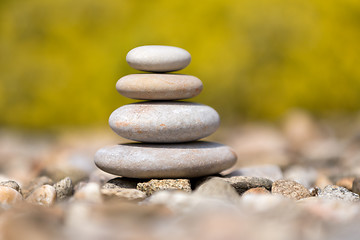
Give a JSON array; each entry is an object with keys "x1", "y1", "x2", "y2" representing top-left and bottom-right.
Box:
[{"x1": 94, "y1": 45, "x2": 237, "y2": 178}]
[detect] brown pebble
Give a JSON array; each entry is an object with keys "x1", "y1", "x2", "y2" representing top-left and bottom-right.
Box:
[
  {"x1": 101, "y1": 188, "x2": 146, "y2": 201},
  {"x1": 242, "y1": 187, "x2": 270, "y2": 196},
  {"x1": 26, "y1": 185, "x2": 57, "y2": 207},
  {"x1": 22, "y1": 176, "x2": 53, "y2": 198},
  {"x1": 272, "y1": 179, "x2": 311, "y2": 200},
  {"x1": 335, "y1": 177, "x2": 354, "y2": 191},
  {"x1": 0, "y1": 186, "x2": 23, "y2": 206},
  {"x1": 0, "y1": 181, "x2": 22, "y2": 195}
]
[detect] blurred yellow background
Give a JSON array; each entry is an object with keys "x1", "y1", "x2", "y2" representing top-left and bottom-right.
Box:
[{"x1": 1, "y1": 0, "x2": 360, "y2": 130}]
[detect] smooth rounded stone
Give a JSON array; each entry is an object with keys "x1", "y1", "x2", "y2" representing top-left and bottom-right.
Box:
[
  {"x1": 73, "y1": 182, "x2": 102, "y2": 203},
  {"x1": 0, "y1": 180, "x2": 22, "y2": 195},
  {"x1": 95, "y1": 141, "x2": 237, "y2": 178},
  {"x1": 22, "y1": 176, "x2": 53, "y2": 198},
  {"x1": 101, "y1": 188, "x2": 146, "y2": 201},
  {"x1": 53, "y1": 177, "x2": 73, "y2": 201},
  {"x1": 126, "y1": 45, "x2": 191, "y2": 72},
  {"x1": 109, "y1": 101, "x2": 220, "y2": 143},
  {"x1": 137, "y1": 179, "x2": 191, "y2": 196},
  {"x1": 0, "y1": 186, "x2": 23, "y2": 206},
  {"x1": 194, "y1": 178, "x2": 240, "y2": 203},
  {"x1": 26, "y1": 185, "x2": 56, "y2": 207},
  {"x1": 242, "y1": 187, "x2": 270, "y2": 196},
  {"x1": 116, "y1": 74, "x2": 202, "y2": 100},
  {"x1": 318, "y1": 185, "x2": 359, "y2": 202},
  {"x1": 222, "y1": 176, "x2": 273, "y2": 195},
  {"x1": 272, "y1": 180, "x2": 311, "y2": 200}
]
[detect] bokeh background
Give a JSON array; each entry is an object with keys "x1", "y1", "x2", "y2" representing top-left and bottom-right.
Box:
[{"x1": 1, "y1": 0, "x2": 360, "y2": 131}]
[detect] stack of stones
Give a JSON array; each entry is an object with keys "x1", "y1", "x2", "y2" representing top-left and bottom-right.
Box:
[{"x1": 95, "y1": 45, "x2": 237, "y2": 179}]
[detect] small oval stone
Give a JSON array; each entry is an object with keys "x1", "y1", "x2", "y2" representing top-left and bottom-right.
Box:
[
  {"x1": 26, "y1": 185, "x2": 56, "y2": 207},
  {"x1": 94, "y1": 141, "x2": 237, "y2": 178},
  {"x1": 0, "y1": 186, "x2": 23, "y2": 206},
  {"x1": 126, "y1": 45, "x2": 191, "y2": 72},
  {"x1": 116, "y1": 74, "x2": 203, "y2": 100},
  {"x1": 109, "y1": 101, "x2": 220, "y2": 143}
]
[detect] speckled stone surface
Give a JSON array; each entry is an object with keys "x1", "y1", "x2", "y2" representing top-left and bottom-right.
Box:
[
  {"x1": 137, "y1": 179, "x2": 191, "y2": 196},
  {"x1": 94, "y1": 141, "x2": 237, "y2": 178},
  {"x1": 116, "y1": 74, "x2": 203, "y2": 100},
  {"x1": 109, "y1": 101, "x2": 220, "y2": 143},
  {"x1": 126, "y1": 45, "x2": 191, "y2": 72}
]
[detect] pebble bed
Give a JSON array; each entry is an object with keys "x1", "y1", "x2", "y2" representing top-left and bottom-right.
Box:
[{"x1": 1, "y1": 113, "x2": 360, "y2": 240}]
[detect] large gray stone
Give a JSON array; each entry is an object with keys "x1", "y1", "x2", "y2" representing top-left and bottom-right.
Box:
[
  {"x1": 109, "y1": 101, "x2": 220, "y2": 143},
  {"x1": 116, "y1": 74, "x2": 203, "y2": 100},
  {"x1": 126, "y1": 45, "x2": 191, "y2": 72},
  {"x1": 94, "y1": 141, "x2": 237, "y2": 178}
]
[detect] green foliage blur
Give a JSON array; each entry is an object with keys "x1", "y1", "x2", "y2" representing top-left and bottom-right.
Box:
[{"x1": 1, "y1": 0, "x2": 360, "y2": 129}]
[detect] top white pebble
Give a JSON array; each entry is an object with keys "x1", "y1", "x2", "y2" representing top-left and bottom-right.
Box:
[{"x1": 126, "y1": 45, "x2": 191, "y2": 72}]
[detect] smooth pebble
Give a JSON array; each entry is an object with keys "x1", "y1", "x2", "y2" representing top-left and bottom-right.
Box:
[
  {"x1": 109, "y1": 101, "x2": 220, "y2": 143},
  {"x1": 126, "y1": 45, "x2": 191, "y2": 72},
  {"x1": 116, "y1": 74, "x2": 202, "y2": 100},
  {"x1": 0, "y1": 186, "x2": 23, "y2": 206},
  {"x1": 95, "y1": 141, "x2": 237, "y2": 178},
  {"x1": 26, "y1": 185, "x2": 56, "y2": 207}
]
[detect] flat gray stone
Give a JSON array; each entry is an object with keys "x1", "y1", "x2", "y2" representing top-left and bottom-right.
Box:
[
  {"x1": 94, "y1": 141, "x2": 237, "y2": 178},
  {"x1": 126, "y1": 45, "x2": 191, "y2": 72},
  {"x1": 109, "y1": 101, "x2": 220, "y2": 143},
  {"x1": 116, "y1": 74, "x2": 203, "y2": 100},
  {"x1": 222, "y1": 176, "x2": 273, "y2": 195},
  {"x1": 103, "y1": 177, "x2": 140, "y2": 189}
]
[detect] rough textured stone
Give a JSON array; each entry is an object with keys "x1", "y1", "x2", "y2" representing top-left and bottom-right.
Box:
[
  {"x1": 222, "y1": 176, "x2": 273, "y2": 195},
  {"x1": 318, "y1": 185, "x2": 359, "y2": 202},
  {"x1": 116, "y1": 74, "x2": 202, "y2": 100},
  {"x1": 194, "y1": 178, "x2": 239, "y2": 202},
  {"x1": 137, "y1": 179, "x2": 191, "y2": 196},
  {"x1": 0, "y1": 180, "x2": 22, "y2": 195},
  {"x1": 101, "y1": 188, "x2": 146, "y2": 201},
  {"x1": 272, "y1": 179, "x2": 311, "y2": 200},
  {"x1": 26, "y1": 185, "x2": 56, "y2": 207},
  {"x1": 53, "y1": 177, "x2": 73, "y2": 201},
  {"x1": 224, "y1": 164, "x2": 283, "y2": 181},
  {"x1": 95, "y1": 141, "x2": 237, "y2": 178},
  {"x1": 126, "y1": 45, "x2": 191, "y2": 72},
  {"x1": 108, "y1": 101, "x2": 220, "y2": 143},
  {"x1": 0, "y1": 186, "x2": 23, "y2": 206},
  {"x1": 22, "y1": 176, "x2": 53, "y2": 198},
  {"x1": 335, "y1": 177, "x2": 354, "y2": 190},
  {"x1": 242, "y1": 187, "x2": 270, "y2": 196}
]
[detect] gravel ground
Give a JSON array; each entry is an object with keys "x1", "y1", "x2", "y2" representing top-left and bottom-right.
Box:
[{"x1": 2, "y1": 112, "x2": 360, "y2": 240}]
